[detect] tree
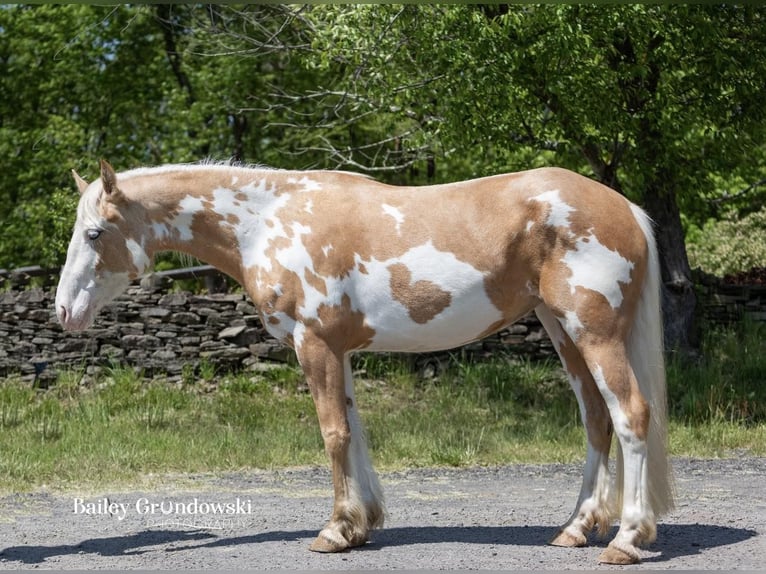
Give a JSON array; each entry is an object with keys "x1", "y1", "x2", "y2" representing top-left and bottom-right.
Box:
[
  {"x1": 293, "y1": 4, "x2": 766, "y2": 351},
  {"x1": 2, "y1": 4, "x2": 765, "y2": 354},
  {"x1": 0, "y1": 5, "x2": 182, "y2": 267},
  {"x1": 0, "y1": 4, "x2": 313, "y2": 267}
]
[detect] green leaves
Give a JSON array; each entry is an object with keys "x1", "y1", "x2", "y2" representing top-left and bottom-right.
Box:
[{"x1": 1, "y1": 4, "x2": 764, "y2": 274}]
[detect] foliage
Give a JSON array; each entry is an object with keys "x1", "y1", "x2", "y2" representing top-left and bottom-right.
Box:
[
  {"x1": 2, "y1": 5, "x2": 765, "y2": 270},
  {"x1": 303, "y1": 5, "x2": 766, "y2": 208},
  {"x1": 686, "y1": 207, "x2": 766, "y2": 276},
  {"x1": 0, "y1": 4, "x2": 315, "y2": 267}
]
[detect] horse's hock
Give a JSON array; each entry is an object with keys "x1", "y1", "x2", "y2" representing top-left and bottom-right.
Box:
[
  {"x1": 2, "y1": 266, "x2": 764, "y2": 384},
  {"x1": 0, "y1": 266, "x2": 554, "y2": 383}
]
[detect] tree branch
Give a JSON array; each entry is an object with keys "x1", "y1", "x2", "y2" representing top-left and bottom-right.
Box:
[{"x1": 711, "y1": 179, "x2": 766, "y2": 204}]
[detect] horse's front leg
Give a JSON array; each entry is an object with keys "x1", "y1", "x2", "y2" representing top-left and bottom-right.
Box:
[{"x1": 297, "y1": 332, "x2": 384, "y2": 552}]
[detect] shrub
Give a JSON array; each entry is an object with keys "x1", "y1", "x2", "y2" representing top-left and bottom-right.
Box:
[{"x1": 687, "y1": 207, "x2": 766, "y2": 277}]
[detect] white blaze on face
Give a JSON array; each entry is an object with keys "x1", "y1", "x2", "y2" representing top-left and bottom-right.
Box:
[
  {"x1": 55, "y1": 184, "x2": 132, "y2": 331},
  {"x1": 562, "y1": 233, "x2": 634, "y2": 309}
]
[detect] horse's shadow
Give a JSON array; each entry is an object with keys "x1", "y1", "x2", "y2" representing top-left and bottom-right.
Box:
[
  {"x1": 0, "y1": 529, "x2": 216, "y2": 564},
  {"x1": 0, "y1": 523, "x2": 756, "y2": 565}
]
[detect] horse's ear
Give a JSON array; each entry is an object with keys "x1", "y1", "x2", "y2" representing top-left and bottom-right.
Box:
[
  {"x1": 99, "y1": 159, "x2": 121, "y2": 199},
  {"x1": 71, "y1": 170, "x2": 89, "y2": 194}
]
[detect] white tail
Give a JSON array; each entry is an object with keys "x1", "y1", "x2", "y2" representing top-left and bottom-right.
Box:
[{"x1": 621, "y1": 204, "x2": 676, "y2": 517}]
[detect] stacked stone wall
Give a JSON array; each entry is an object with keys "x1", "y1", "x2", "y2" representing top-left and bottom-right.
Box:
[{"x1": 1, "y1": 266, "x2": 762, "y2": 383}]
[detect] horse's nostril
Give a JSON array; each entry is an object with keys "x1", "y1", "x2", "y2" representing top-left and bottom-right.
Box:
[{"x1": 58, "y1": 305, "x2": 68, "y2": 324}]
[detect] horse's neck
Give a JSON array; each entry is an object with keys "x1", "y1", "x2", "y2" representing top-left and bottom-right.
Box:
[{"x1": 134, "y1": 167, "x2": 285, "y2": 284}]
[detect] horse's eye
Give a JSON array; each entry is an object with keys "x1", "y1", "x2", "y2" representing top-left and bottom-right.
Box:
[{"x1": 86, "y1": 229, "x2": 102, "y2": 241}]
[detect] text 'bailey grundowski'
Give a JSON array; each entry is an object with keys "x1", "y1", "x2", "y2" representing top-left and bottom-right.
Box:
[{"x1": 73, "y1": 497, "x2": 254, "y2": 521}]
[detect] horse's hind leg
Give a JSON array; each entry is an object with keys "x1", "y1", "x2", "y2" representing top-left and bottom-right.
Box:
[
  {"x1": 535, "y1": 305, "x2": 616, "y2": 547},
  {"x1": 578, "y1": 342, "x2": 655, "y2": 564},
  {"x1": 297, "y1": 332, "x2": 384, "y2": 552}
]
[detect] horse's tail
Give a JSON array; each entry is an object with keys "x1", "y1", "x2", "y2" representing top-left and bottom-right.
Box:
[{"x1": 617, "y1": 204, "x2": 676, "y2": 517}]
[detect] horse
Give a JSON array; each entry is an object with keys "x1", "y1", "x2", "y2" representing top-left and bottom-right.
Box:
[{"x1": 56, "y1": 160, "x2": 674, "y2": 564}]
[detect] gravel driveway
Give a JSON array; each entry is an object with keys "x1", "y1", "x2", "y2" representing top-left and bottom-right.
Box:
[{"x1": 0, "y1": 458, "x2": 762, "y2": 570}]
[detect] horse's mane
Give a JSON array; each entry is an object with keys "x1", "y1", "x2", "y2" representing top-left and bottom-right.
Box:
[
  {"x1": 118, "y1": 160, "x2": 279, "y2": 180},
  {"x1": 118, "y1": 160, "x2": 374, "y2": 181}
]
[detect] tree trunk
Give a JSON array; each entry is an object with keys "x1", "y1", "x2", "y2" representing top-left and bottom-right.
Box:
[
  {"x1": 642, "y1": 180, "x2": 698, "y2": 354},
  {"x1": 591, "y1": 166, "x2": 697, "y2": 354}
]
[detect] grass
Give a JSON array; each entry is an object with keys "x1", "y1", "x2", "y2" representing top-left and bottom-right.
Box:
[{"x1": 0, "y1": 321, "x2": 763, "y2": 492}]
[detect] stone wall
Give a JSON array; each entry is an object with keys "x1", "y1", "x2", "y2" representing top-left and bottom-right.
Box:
[
  {"x1": 0, "y1": 267, "x2": 553, "y2": 384},
  {"x1": 694, "y1": 271, "x2": 766, "y2": 324},
  {"x1": 2, "y1": 266, "x2": 763, "y2": 384}
]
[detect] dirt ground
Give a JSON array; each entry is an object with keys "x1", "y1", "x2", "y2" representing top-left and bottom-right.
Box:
[{"x1": 0, "y1": 457, "x2": 762, "y2": 570}]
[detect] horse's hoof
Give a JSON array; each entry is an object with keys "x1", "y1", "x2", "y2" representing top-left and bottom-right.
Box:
[
  {"x1": 309, "y1": 531, "x2": 349, "y2": 553},
  {"x1": 598, "y1": 544, "x2": 640, "y2": 565},
  {"x1": 550, "y1": 528, "x2": 587, "y2": 547}
]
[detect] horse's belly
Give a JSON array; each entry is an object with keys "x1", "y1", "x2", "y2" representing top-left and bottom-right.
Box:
[
  {"x1": 363, "y1": 300, "x2": 502, "y2": 353},
  {"x1": 345, "y1": 245, "x2": 505, "y2": 353}
]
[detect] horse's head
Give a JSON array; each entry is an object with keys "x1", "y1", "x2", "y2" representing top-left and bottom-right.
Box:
[{"x1": 56, "y1": 160, "x2": 151, "y2": 331}]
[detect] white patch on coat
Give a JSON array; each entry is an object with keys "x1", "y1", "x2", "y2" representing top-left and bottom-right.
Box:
[
  {"x1": 292, "y1": 321, "x2": 307, "y2": 352},
  {"x1": 170, "y1": 195, "x2": 206, "y2": 242},
  {"x1": 125, "y1": 238, "x2": 150, "y2": 274},
  {"x1": 563, "y1": 310, "x2": 584, "y2": 342},
  {"x1": 569, "y1": 375, "x2": 587, "y2": 426},
  {"x1": 381, "y1": 204, "x2": 405, "y2": 234},
  {"x1": 341, "y1": 242, "x2": 503, "y2": 352},
  {"x1": 591, "y1": 362, "x2": 649, "y2": 536},
  {"x1": 267, "y1": 221, "x2": 327, "y2": 322},
  {"x1": 151, "y1": 222, "x2": 171, "y2": 241},
  {"x1": 562, "y1": 233, "x2": 634, "y2": 309},
  {"x1": 236, "y1": 180, "x2": 292, "y2": 272},
  {"x1": 530, "y1": 189, "x2": 576, "y2": 231},
  {"x1": 592, "y1": 364, "x2": 631, "y2": 438},
  {"x1": 288, "y1": 176, "x2": 322, "y2": 193}
]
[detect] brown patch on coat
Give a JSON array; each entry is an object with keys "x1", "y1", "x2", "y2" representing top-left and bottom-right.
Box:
[
  {"x1": 305, "y1": 294, "x2": 376, "y2": 353},
  {"x1": 305, "y1": 268, "x2": 328, "y2": 296},
  {"x1": 93, "y1": 191, "x2": 143, "y2": 278},
  {"x1": 387, "y1": 263, "x2": 452, "y2": 324}
]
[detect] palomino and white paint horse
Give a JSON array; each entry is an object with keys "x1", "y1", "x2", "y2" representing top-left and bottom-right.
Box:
[{"x1": 56, "y1": 160, "x2": 674, "y2": 564}]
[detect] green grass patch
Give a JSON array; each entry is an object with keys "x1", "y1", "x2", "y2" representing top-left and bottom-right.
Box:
[
  {"x1": 0, "y1": 321, "x2": 763, "y2": 492},
  {"x1": 667, "y1": 319, "x2": 766, "y2": 425}
]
